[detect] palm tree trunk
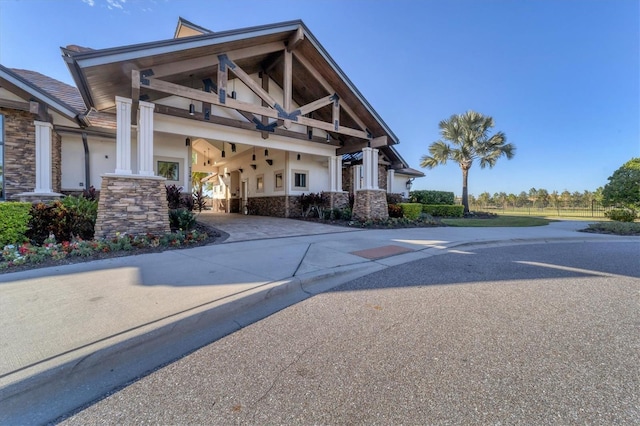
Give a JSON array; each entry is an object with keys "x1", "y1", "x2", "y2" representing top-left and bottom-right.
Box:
[{"x1": 461, "y1": 167, "x2": 469, "y2": 214}]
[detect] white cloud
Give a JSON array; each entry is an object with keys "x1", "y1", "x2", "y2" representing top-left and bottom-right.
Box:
[
  {"x1": 106, "y1": 0, "x2": 125, "y2": 10},
  {"x1": 82, "y1": 0, "x2": 96, "y2": 6}
]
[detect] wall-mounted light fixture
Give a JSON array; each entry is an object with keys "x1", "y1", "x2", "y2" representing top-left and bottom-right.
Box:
[
  {"x1": 189, "y1": 103, "x2": 195, "y2": 116},
  {"x1": 266, "y1": 159, "x2": 273, "y2": 166},
  {"x1": 185, "y1": 138, "x2": 191, "y2": 147},
  {"x1": 406, "y1": 178, "x2": 414, "y2": 190},
  {"x1": 326, "y1": 134, "x2": 330, "y2": 143}
]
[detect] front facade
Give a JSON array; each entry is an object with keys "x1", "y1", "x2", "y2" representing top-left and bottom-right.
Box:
[{"x1": 0, "y1": 18, "x2": 423, "y2": 237}]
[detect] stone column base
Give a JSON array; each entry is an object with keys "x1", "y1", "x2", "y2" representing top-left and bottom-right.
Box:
[
  {"x1": 94, "y1": 174, "x2": 170, "y2": 239},
  {"x1": 325, "y1": 191, "x2": 349, "y2": 210},
  {"x1": 352, "y1": 189, "x2": 389, "y2": 220},
  {"x1": 11, "y1": 192, "x2": 64, "y2": 203}
]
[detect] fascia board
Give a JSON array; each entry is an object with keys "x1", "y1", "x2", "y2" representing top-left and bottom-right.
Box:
[{"x1": 71, "y1": 21, "x2": 303, "y2": 68}]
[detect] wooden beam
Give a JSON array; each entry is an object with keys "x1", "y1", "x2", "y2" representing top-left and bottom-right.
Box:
[
  {"x1": 296, "y1": 94, "x2": 335, "y2": 117},
  {"x1": 143, "y1": 76, "x2": 370, "y2": 140},
  {"x1": 336, "y1": 136, "x2": 388, "y2": 155},
  {"x1": 261, "y1": 71, "x2": 269, "y2": 139},
  {"x1": 293, "y1": 51, "x2": 368, "y2": 132},
  {"x1": 219, "y1": 54, "x2": 280, "y2": 110},
  {"x1": 153, "y1": 103, "x2": 337, "y2": 145},
  {"x1": 283, "y1": 49, "x2": 292, "y2": 128},
  {"x1": 287, "y1": 26, "x2": 304, "y2": 52},
  {"x1": 0, "y1": 99, "x2": 30, "y2": 111},
  {"x1": 149, "y1": 42, "x2": 285, "y2": 79}
]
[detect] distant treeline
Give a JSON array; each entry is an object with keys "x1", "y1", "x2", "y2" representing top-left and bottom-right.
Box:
[{"x1": 465, "y1": 188, "x2": 603, "y2": 209}]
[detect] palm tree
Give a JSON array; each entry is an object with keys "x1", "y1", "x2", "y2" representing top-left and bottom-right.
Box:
[{"x1": 420, "y1": 110, "x2": 515, "y2": 213}]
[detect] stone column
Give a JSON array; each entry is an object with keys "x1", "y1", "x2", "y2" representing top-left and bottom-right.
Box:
[
  {"x1": 137, "y1": 101, "x2": 155, "y2": 176},
  {"x1": 115, "y1": 96, "x2": 132, "y2": 175},
  {"x1": 34, "y1": 121, "x2": 53, "y2": 193}
]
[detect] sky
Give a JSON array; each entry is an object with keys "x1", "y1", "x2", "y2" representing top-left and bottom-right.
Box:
[{"x1": 0, "y1": 0, "x2": 638, "y2": 197}]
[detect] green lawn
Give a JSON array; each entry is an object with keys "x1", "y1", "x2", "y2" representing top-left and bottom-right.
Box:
[{"x1": 441, "y1": 215, "x2": 552, "y2": 227}]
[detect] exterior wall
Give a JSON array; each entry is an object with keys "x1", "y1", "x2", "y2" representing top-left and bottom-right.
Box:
[
  {"x1": 61, "y1": 135, "x2": 117, "y2": 191},
  {"x1": 392, "y1": 174, "x2": 412, "y2": 199},
  {"x1": 94, "y1": 175, "x2": 170, "y2": 239},
  {"x1": 1, "y1": 107, "x2": 36, "y2": 199}
]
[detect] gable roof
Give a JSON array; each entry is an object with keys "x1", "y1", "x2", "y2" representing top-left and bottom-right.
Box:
[
  {"x1": 62, "y1": 20, "x2": 398, "y2": 144},
  {"x1": 174, "y1": 16, "x2": 213, "y2": 38},
  {"x1": 0, "y1": 65, "x2": 85, "y2": 120}
]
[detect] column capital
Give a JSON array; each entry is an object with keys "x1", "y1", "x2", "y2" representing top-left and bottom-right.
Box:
[
  {"x1": 139, "y1": 100, "x2": 155, "y2": 110},
  {"x1": 33, "y1": 120, "x2": 53, "y2": 128},
  {"x1": 115, "y1": 96, "x2": 133, "y2": 105}
]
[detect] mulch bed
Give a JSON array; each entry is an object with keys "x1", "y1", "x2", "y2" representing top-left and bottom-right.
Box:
[{"x1": 0, "y1": 222, "x2": 227, "y2": 276}]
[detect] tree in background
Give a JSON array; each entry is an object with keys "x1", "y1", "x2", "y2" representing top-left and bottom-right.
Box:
[
  {"x1": 602, "y1": 158, "x2": 640, "y2": 212},
  {"x1": 420, "y1": 110, "x2": 516, "y2": 214}
]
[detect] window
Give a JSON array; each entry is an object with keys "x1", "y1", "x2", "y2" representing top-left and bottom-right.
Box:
[
  {"x1": 0, "y1": 114, "x2": 4, "y2": 200},
  {"x1": 292, "y1": 170, "x2": 308, "y2": 190},
  {"x1": 274, "y1": 171, "x2": 283, "y2": 191},
  {"x1": 157, "y1": 160, "x2": 179, "y2": 181},
  {"x1": 256, "y1": 174, "x2": 264, "y2": 193}
]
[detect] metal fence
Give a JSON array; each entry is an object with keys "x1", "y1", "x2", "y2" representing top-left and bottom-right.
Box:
[{"x1": 467, "y1": 201, "x2": 612, "y2": 218}]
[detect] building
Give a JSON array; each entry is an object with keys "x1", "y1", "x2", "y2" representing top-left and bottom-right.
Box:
[{"x1": 0, "y1": 18, "x2": 423, "y2": 238}]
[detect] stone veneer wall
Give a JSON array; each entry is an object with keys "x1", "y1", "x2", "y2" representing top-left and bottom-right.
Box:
[
  {"x1": 94, "y1": 175, "x2": 170, "y2": 239},
  {"x1": 352, "y1": 189, "x2": 389, "y2": 220},
  {"x1": 249, "y1": 196, "x2": 287, "y2": 217},
  {"x1": 378, "y1": 164, "x2": 387, "y2": 191},
  {"x1": 2, "y1": 108, "x2": 36, "y2": 199},
  {"x1": 327, "y1": 191, "x2": 349, "y2": 209},
  {"x1": 52, "y1": 131, "x2": 61, "y2": 193}
]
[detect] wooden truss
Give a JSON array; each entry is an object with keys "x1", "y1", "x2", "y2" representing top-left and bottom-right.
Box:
[{"x1": 132, "y1": 43, "x2": 379, "y2": 145}]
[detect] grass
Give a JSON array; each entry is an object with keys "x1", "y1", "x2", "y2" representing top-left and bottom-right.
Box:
[{"x1": 442, "y1": 215, "x2": 552, "y2": 227}]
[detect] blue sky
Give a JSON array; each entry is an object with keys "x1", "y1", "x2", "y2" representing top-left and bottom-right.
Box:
[{"x1": 1, "y1": 0, "x2": 638, "y2": 196}]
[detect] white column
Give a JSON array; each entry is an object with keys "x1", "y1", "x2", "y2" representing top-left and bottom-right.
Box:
[
  {"x1": 353, "y1": 165, "x2": 362, "y2": 191},
  {"x1": 362, "y1": 147, "x2": 379, "y2": 190},
  {"x1": 329, "y1": 155, "x2": 342, "y2": 192},
  {"x1": 115, "y1": 96, "x2": 132, "y2": 175},
  {"x1": 34, "y1": 121, "x2": 53, "y2": 193},
  {"x1": 387, "y1": 169, "x2": 395, "y2": 193},
  {"x1": 137, "y1": 101, "x2": 155, "y2": 176},
  {"x1": 334, "y1": 156, "x2": 343, "y2": 192}
]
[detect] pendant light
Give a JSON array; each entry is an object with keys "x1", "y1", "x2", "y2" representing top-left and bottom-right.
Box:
[
  {"x1": 221, "y1": 142, "x2": 226, "y2": 158},
  {"x1": 252, "y1": 147, "x2": 256, "y2": 161}
]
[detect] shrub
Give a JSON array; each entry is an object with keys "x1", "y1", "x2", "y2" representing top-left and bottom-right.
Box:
[
  {"x1": 300, "y1": 192, "x2": 327, "y2": 217},
  {"x1": 388, "y1": 204, "x2": 403, "y2": 218},
  {"x1": 386, "y1": 193, "x2": 404, "y2": 205},
  {"x1": 193, "y1": 187, "x2": 207, "y2": 212},
  {"x1": 409, "y1": 190, "x2": 455, "y2": 205},
  {"x1": 398, "y1": 203, "x2": 423, "y2": 220},
  {"x1": 585, "y1": 221, "x2": 640, "y2": 236},
  {"x1": 169, "y1": 208, "x2": 196, "y2": 231},
  {"x1": 82, "y1": 185, "x2": 97, "y2": 201},
  {"x1": 166, "y1": 185, "x2": 183, "y2": 210},
  {"x1": 26, "y1": 197, "x2": 98, "y2": 244},
  {"x1": 605, "y1": 208, "x2": 637, "y2": 222},
  {"x1": 422, "y1": 204, "x2": 464, "y2": 217},
  {"x1": 0, "y1": 202, "x2": 32, "y2": 246}
]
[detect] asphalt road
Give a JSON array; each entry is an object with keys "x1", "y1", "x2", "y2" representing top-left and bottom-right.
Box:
[{"x1": 60, "y1": 241, "x2": 639, "y2": 425}]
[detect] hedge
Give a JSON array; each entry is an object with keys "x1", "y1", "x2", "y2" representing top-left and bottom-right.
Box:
[
  {"x1": 0, "y1": 202, "x2": 32, "y2": 246},
  {"x1": 398, "y1": 203, "x2": 423, "y2": 220},
  {"x1": 409, "y1": 190, "x2": 455, "y2": 205},
  {"x1": 422, "y1": 204, "x2": 464, "y2": 217}
]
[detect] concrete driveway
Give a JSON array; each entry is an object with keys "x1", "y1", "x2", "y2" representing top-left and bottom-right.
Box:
[{"x1": 196, "y1": 211, "x2": 360, "y2": 242}]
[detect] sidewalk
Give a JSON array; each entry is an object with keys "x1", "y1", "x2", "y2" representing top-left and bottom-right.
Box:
[{"x1": 0, "y1": 220, "x2": 634, "y2": 424}]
